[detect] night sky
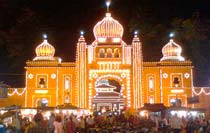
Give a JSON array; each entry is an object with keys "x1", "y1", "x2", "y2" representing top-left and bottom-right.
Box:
[{"x1": 0, "y1": 0, "x2": 209, "y2": 87}]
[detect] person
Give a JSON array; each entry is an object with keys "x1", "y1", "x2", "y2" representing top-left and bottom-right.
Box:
[
  {"x1": 79, "y1": 116, "x2": 86, "y2": 133},
  {"x1": 27, "y1": 113, "x2": 48, "y2": 133},
  {"x1": 11, "y1": 115, "x2": 20, "y2": 132},
  {"x1": 48, "y1": 113, "x2": 55, "y2": 133},
  {"x1": 65, "y1": 116, "x2": 75, "y2": 133},
  {"x1": 0, "y1": 119, "x2": 6, "y2": 133},
  {"x1": 200, "y1": 118, "x2": 207, "y2": 133},
  {"x1": 86, "y1": 115, "x2": 94, "y2": 128},
  {"x1": 181, "y1": 116, "x2": 187, "y2": 133},
  {"x1": 170, "y1": 114, "x2": 182, "y2": 133},
  {"x1": 54, "y1": 115, "x2": 64, "y2": 133}
]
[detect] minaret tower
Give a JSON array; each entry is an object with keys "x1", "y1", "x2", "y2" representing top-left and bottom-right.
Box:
[
  {"x1": 132, "y1": 31, "x2": 143, "y2": 108},
  {"x1": 76, "y1": 31, "x2": 87, "y2": 108}
]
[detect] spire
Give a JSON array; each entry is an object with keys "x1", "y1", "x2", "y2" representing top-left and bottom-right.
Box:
[
  {"x1": 132, "y1": 30, "x2": 140, "y2": 43},
  {"x1": 106, "y1": 0, "x2": 111, "y2": 12},
  {"x1": 78, "y1": 30, "x2": 86, "y2": 42}
]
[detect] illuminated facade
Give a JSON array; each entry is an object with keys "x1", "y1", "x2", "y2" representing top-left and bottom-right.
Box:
[{"x1": 1, "y1": 10, "x2": 210, "y2": 112}]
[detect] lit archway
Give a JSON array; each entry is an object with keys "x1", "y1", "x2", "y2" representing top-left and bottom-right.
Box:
[{"x1": 36, "y1": 98, "x2": 48, "y2": 107}]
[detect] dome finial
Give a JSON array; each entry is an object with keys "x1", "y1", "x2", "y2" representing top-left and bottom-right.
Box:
[
  {"x1": 80, "y1": 30, "x2": 84, "y2": 36},
  {"x1": 106, "y1": 0, "x2": 111, "y2": 12},
  {"x1": 134, "y1": 30, "x2": 138, "y2": 35},
  {"x1": 42, "y1": 33, "x2": 48, "y2": 40},
  {"x1": 134, "y1": 30, "x2": 139, "y2": 37},
  {"x1": 169, "y1": 32, "x2": 175, "y2": 38}
]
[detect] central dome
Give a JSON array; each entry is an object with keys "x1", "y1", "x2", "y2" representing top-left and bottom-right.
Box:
[{"x1": 93, "y1": 12, "x2": 124, "y2": 43}]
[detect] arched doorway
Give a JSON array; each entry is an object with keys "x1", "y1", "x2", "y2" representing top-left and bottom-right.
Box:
[
  {"x1": 36, "y1": 98, "x2": 48, "y2": 107},
  {"x1": 92, "y1": 79, "x2": 125, "y2": 112}
]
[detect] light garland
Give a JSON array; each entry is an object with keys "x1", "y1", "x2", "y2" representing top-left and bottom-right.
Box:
[
  {"x1": 193, "y1": 88, "x2": 210, "y2": 95},
  {"x1": 8, "y1": 88, "x2": 26, "y2": 96}
]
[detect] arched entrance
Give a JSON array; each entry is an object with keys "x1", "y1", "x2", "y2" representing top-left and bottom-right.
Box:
[
  {"x1": 36, "y1": 98, "x2": 48, "y2": 107},
  {"x1": 92, "y1": 79, "x2": 125, "y2": 112}
]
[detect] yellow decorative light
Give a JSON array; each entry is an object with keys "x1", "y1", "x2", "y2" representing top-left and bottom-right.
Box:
[
  {"x1": 93, "y1": 12, "x2": 123, "y2": 42},
  {"x1": 33, "y1": 37, "x2": 55, "y2": 61},
  {"x1": 35, "y1": 90, "x2": 48, "y2": 94},
  {"x1": 161, "y1": 39, "x2": 184, "y2": 61},
  {"x1": 171, "y1": 89, "x2": 184, "y2": 93}
]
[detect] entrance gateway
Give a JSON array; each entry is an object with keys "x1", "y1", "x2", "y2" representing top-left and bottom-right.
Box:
[{"x1": 92, "y1": 79, "x2": 125, "y2": 112}]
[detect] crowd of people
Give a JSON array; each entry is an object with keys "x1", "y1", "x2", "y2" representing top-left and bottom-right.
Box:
[{"x1": 0, "y1": 111, "x2": 210, "y2": 133}]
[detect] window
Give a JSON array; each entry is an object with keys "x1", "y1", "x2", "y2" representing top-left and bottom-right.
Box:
[
  {"x1": 149, "y1": 96, "x2": 154, "y2": 104},
  {"x1": 99, "y1": 49, "x2": 105, "y2": 58},
  {"x1": 37, "y1": 75, "x2": 47, "y2": 88},
  {"x1": 107, "y1": 48, "x2": 112, "y2": 58},
  {"x1": 148, "y1": 76, "x2": 154, "y2": 91},
  {"x1": 65, "y1": 77, "x2": 70, "y2": 90},
  {"x1": 172, "y1": 75, "x2": 181, "y2": 87},
  {"x1": 114, "y1": 48, "x2": 120, "y2": 58},
  {"x1": 65, "y1": 96, "x2": 70, "y2": 103},
  {"x1": 64, "y1": 76, "x2": 71, "y2": 91}
]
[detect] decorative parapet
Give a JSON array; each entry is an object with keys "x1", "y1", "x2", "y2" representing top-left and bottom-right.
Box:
[{"x1": 143, "y1": 61, "x2": 192, "y2": 67}]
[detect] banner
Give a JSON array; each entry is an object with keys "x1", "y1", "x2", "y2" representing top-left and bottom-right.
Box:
[{"x1": 187, "y1": 96, "x2": 199, "y2": 104}]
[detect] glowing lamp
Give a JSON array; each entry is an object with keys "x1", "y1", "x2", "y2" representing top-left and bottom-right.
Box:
[
  {"x1": 35, "y1": 90, "x2": 48, "y2": 94},
  {"x1": 171, "y1": 89, "x2": 184, "y2": 93},
  {"x1": 169, "y1": 32, "x2": 174, "y2": 38},
  {"x1": 98, "y1": 112, "x2": 102, "y2": 115},
  {"x1": 43, "y1": 34, "x2": 48, "y2": 39},
  {"x1": 134, "y1": 30, "x2": 138, "y2": 35},
  {"x1": 106, "y1": 1, "x2": 110, "y2": 7},
  {"x1": 98, "y1": 38, "x2": 106, "y2": 42},
  {"x1": 80, "y1": 30, "x2": 84, "y2": 35}
]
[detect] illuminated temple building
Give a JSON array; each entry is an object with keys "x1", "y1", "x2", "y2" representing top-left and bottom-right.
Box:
[{"x1": 1, "y1": 9, "x2": 210, "y2": 112}]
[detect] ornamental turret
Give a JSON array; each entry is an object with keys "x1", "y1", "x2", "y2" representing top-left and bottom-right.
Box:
[{"x1": 160, "y1": 39, "x2": 185, "y2": 61}]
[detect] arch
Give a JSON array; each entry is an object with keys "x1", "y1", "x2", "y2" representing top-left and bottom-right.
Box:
[
  {"x1": 99, "y1": 48, "x2": 105, "y2": 58},
  {"x1": 96, "y1": 74, "x2": 123, "y2": 83},
  {"x1": 36, "y1": 98, "x2": 48, "y2": 107},
  {"x1": 114, "y1": 48, "x2": 120, "y2": 58},
  {"x1": 94, "y1": 74, "x2": 125, "y2": 94},
  {"x1": 106, "y1": 48, "x2": 112, "y2": 58},
  {"x1": 92, "y1": 74, "x2": 125, "y2": 112}
]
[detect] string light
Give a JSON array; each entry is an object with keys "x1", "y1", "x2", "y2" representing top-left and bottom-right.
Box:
[
  {"x1": 8, "y1": 88, "x2": 26, "y2": 96},
  {"x1": 193, "y1": 88, "x2": 210, "y2": 95}
]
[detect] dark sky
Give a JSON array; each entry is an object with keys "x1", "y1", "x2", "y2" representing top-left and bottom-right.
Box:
[{"x1": 0, "y1": 0, "x2": 209, "y2": 87}]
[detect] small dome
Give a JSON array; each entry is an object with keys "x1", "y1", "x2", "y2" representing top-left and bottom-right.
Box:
[
  {"x1": 33, "y1": 39, "x2": 55, "y2": 61},
  {"x1": 160, "y1": 39, "x2": 184, "y2": 61},
  {"x1": 93, "y1": 13, "x2": 123, "y2": 43}
]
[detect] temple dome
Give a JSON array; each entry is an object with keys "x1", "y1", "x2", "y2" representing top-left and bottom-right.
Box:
[
  {"x1": 33, "y1": 39, "x2": 55, "y2": 61},
  {"x1": 160, "y1": 39, "x2": 185, "y2": 61},
  {"x1": 93, "y1": 12, "x2": 123, "y2": 43}
]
